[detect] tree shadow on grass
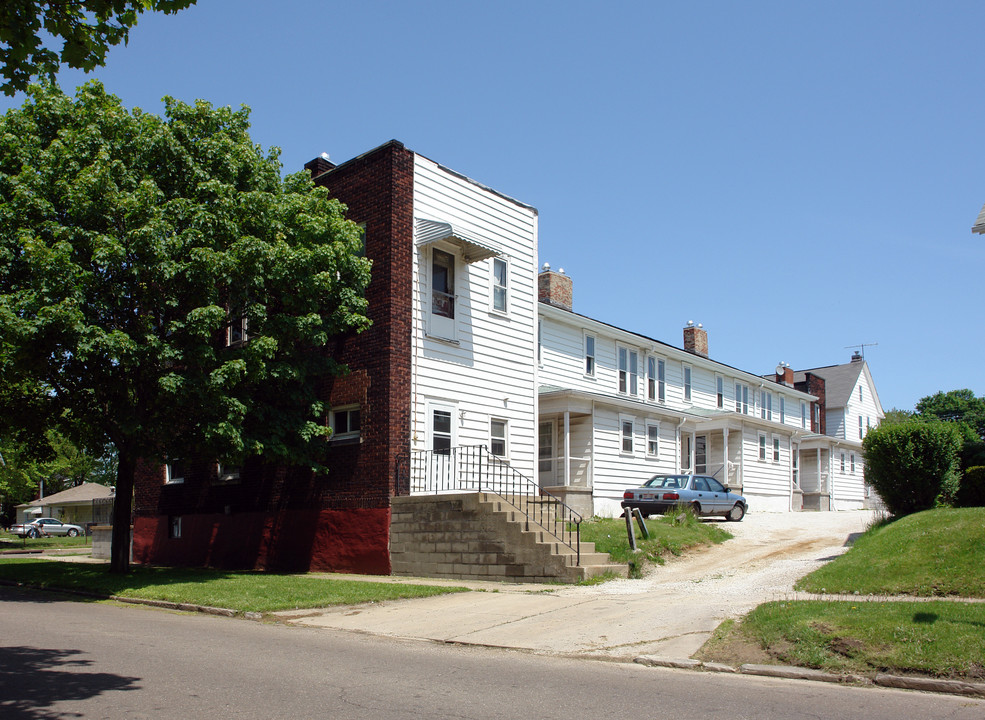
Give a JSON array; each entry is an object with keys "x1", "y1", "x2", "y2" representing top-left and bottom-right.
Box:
[{"x1": 0, "y1": 646, "x2": 139, "y2": 719}]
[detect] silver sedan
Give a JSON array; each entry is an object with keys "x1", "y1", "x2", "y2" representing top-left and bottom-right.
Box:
[{"x1": 621, "y1": 474, "x2": 747, "y2": 521}]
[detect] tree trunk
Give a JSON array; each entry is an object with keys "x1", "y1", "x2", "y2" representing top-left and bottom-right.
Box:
[{"x1": 110, "y1": 448, "x2": 136, "y2": 574}]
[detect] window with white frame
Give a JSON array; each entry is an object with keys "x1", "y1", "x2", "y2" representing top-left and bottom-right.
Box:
[
  {"x1": 716, "y1": 376, "x2": 724, "y2": 408},
  {"x1": 165, "y1": 458, "x2": 185, "y2": 484},
  {"x1": 647, "y1": 356, "x2": 656, "y2": 400},
  {"x1": 760, "y1": 390, "x2": 772, "y2": 420},
  {"x1": 618, "y1": 347, "x2": 638, "y2": 395},
  {"x1": 779, "y1": 396, "x2": 785, "y2": 424},
  {"x1": 850, "y1": 453, "x2": 856, "y2": 473},
  {"x1": 858, "y1": 415, "x2": 864, "y2": 440},
  {"x1": 772, "y1": 436, "x2": 780, "y2": 463},
  {"x1": 814, "y1": 404, "x2": 820, "y2": 431},
  {"x1": 431, "y1": 405, "x2": 454, "y2": 454},
  {"x1": 216, "y1": 463, "x2": 240, "y2": 483},
  {"x1": 792, "y1": 450, "x2": 799, "y2": 486},
  {"x1": 491, "y1": 257, "x2": 508, "y2": 313},
  {"x1": 758, "y1": 433, "x2": 767, "y2": 461},
  {"x1": 657, "y1": 358, "x2": 666, "y2": 402},
  {"x1": 840, "y1": 453, "x2": 846, "y2": 472},
  {"x1": 538, "y1": 422, "x2": 553, "y2": 472},
  {"x1": 169, "y1": 515, "x2": 182, "y2": 539},
  {"x1": 859, "y1": 386, "x2": 863, "y2": 403},
  {"x1": 801, "y1": 401, "x2": 807, "y2": 429},
  {"x1": 683, "y1": 364, "x2": 692, "y2": 402},
  {"x1": 227, "y1": 309, "x2": 248, "y2": 347},
  {"x1": 330, "y1": 406, "x2": 361, "y2": 441},
  {"x1": 646, "y1": 422, "x2": 660, "y2": 457},
  {"x1": 584, "y1": 334, "x2": 596, "y2": 376},
  {"x1": 429, "y1": 248, "x2": 457, "y2": 340},
  {"x1": 620, "y1": 416, "x2": 634, "y2": 454},
  {"x1": 490, "y1": 418, "x2": 507, "y2": 457},
  {"x1": 735, "y1": 383, "x2": 749, "y2": 414}
]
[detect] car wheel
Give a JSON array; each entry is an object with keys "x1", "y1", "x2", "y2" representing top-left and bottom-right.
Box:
[
  {"x1": 28, "y1": 528, "x2": 39, "y2": 539},
  {"x1": 690, "y1": 502, "x2": 701, "y2": 517},
  {"x1": 727, "y1": 503, "x2": 745, "y2": 522},
  {"x1": 67, "y1": 528, "x2": 80, "y2": 537}
]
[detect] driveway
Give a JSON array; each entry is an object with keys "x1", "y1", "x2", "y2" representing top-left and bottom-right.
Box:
[{"x1": 284, "y1": 510, "x2": 873, "y2": 660}]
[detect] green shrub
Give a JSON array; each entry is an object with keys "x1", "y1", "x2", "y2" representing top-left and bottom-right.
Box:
[
  {"x1": 862, "y1": 419, "x2": 961, "y2": 517},
  {"x1": 957, "y1": 465, "x2": 985, "y2": 507}
]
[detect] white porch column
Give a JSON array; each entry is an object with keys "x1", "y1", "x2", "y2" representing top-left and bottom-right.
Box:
[
  {"x1": 563, "y1": 411, "x2": 571, "y2": 487},
  {"x1": 723, "y1": 427, "x2": 729, "y2": 485}
]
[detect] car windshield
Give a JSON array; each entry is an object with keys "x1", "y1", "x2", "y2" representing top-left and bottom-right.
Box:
[{"x1": 642, "y1": 475, "x2": 688, "y2": 489}]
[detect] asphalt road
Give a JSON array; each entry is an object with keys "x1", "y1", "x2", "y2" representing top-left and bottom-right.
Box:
[{"x1": 2, "y1": 586, "x2": 983, "y2": 720}]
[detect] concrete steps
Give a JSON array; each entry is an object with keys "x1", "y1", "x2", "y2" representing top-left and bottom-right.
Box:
[{"x1": 390, "y1": 493, "x2": 628, "y2": 583}]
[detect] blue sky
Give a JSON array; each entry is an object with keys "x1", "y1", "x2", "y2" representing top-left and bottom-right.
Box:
[{"x1": 3, "y1": 0, "x2": 983, "y2": 413}]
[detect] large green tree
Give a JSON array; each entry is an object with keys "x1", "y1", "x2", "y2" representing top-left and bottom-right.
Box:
[
  {"x1": 915, "y1": 389, "x2": 985, "y2": 469},
  {"x1": 0, "y1": 1, "x2": 196, "y2": 96},
  {"x1": 0, "y1": 82, "x2": 371, "y2": 571}
]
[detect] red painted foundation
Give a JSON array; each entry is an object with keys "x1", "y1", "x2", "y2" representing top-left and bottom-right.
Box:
[{"x1": 133, "y1": 508, "x2": 392, "y2": 575}]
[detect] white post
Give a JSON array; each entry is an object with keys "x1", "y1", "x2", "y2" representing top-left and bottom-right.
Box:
[{"x1": 563, "y1": 410, "x2": 571, "y2": 487}]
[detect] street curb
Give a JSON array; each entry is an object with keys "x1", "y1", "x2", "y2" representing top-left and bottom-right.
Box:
[{"x1": 635, "y1": 655, "x2": 985, "y2": 698}]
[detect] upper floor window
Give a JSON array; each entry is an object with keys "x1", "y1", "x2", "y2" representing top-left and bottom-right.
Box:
[
  {"x1": 859, "y1": 415, "x2": 864, "y2": 440},
  {"x1": 683, "y1": 364, "x2": 692, "y2": 402},
  {"x1": 840, "y1": 452, "x2": 846, "y2": 472},
  {"x1": 814, "y1": 404, "x2": 821, "y2": 431},
  {"x1": 585, "y1": 334, "x2": 596, "y2": 376},
  {"x1": 490, "y1": 418, "x2": 507, "y2": 457},
  {"x1": 656, "y1": 358, "x2": 666, "y2": 402},
  {"x1": 801, "y1": 401, "x2": 807, "y2": 429},
  {"x1": 716, "y1": 376, "x2": 724, "y2": 408},
  {"x1": 760, "y1": 390, "x2": 772, "y2": 421},
  {"x1": 330, "y1": 406, "x2": 361, "y2": 441},
  {"x1": 779, "y1": 396, "x2": 785, "y2": 424},
  {"x1": 216, "y1": 463, "x2": 241, "y2": 484},
  {"x1": 227, "y1": 309, "x2": 248, "y2": 347},
  {"x1": 618, "y1": 347, "x2": 638, "y2": 396},
  {"x1": 491, "y1": 257, "x2": 508, "y2": 313},
  {"x1": 429, "y1": 249, "x2": 457, "y2": 341},
  {"x1": 165, "y1": 458, "x2": 185, "y2": 485},
  {"x1": 735, "y1": 383, "x2": 749, "y2": 414},
  {"x1": 858, "y1": 386, "x2": 863, "y2": 403}
]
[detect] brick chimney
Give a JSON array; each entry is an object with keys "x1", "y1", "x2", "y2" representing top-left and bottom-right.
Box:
[
  {"x1": 850, "y1": 351, "x2": 863, "y2": 363},
  {"x1": 538, "y1": 263, "x2": 573, "y2": 311},
  {"x1": 774, "y1": 363, "x2": 794, "y2": 387},
  {"x1": 304, "y1": 152, "x2": 336, "y2": 180},
  {"x1": 683, "y1": 322, "x2": 708, "y2": 358}
]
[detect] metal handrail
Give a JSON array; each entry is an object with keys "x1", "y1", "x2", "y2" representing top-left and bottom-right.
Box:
[{"x1": 400, "y1": 445, "x2": 583, "y2": 565}]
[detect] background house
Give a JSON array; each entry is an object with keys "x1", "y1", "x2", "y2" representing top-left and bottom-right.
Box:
[{"x1": 16, "y1": 482, "x2": 115, "y2": 526}]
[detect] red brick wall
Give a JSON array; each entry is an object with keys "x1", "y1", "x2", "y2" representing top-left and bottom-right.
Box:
[{"x1": 132, "y1": 141, "x2": 415, "y2": 574}]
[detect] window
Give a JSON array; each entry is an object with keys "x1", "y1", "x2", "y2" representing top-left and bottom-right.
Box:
[
  {"x1": 168, "y1": 516, "x2": 182, "y2": 539},
  {"x1": 840, "y1": 453, "x2": 846, "y2": 472},
  {"x1": 850, "y1": 453, "x2": 856, "y2": 473},
  {"x1": 330, "y1": 406, "x2": 361, "y2": 441},
  {"x1": 618, "y1": 347, "x2": 638, "y2": 395},
  {"x1": 814, "y1": 404, "x2": 820, "y2": 431},
  {"x1": 620, "y1": 417, "x2": 634, "y2": 454},
  {"x1": 216, "y1": 463, "x2": 240, "y2": 483},
  {"x1": 760, "y1": 390, "x2": 772, "y2": 420},
  {"x1": 858, "y1": 415, "x2": 864, "y2": 440},
  {"x1": 227, "y1": 309, "x2": 248, "y2": 346},
  {"x1": 538, "y1": 422, "x2": 553, "y2": 473},
  {"x1": 758, "y1": 433, "x2": 767, "y2": 461},
  {"x1": 779, "y1": 396, "x2": 785, "y2": 424},
  {"x1": 585, "y1": 335, "x2": 596, "y2": 376},
  {"x1": 429, "y1": 249, "x2": 457, "y2": 340},
  {"x1": 490, "y1": 418, "x2": 507, "y2": 457},
  {"x1": 491, "y1": 257, "x2": 508, "y2": 313},
  {"x1": 647, "y1": 357, "x2": 656, "y2": 400},
  {"x1": 772, "y1": 436, "x2": 780, "y2": 463},
  {"x1": 646, "y1": 422, "x2": 660, "y2": 457},
  {"x1": 801, "y1": 401, "x2": 807, "y2": 429},
  {"x1": 792, "y1": 450, "x2": 799, "y2": 486},
  {"x1": 431, "y1": 406, "x2": 454, "y2": 454},
  {"x1": 735, "y1": 383, "x2": 749, "y2": 414},
  {"x1": 859, "y1": 386, "x2": 863, "y2": 403},
  {"x1": 683, "y1": 364, "x2": 692, "y2": 402},
  {"x1": 716, "y1": 376, "x2": 724, "y2": 408},
  {"x1": 657, "y1": 358, "x2": 666, "y2": 402},
  {"x1": 165, "y1": 458, "x2": 185, "y2": 485}
]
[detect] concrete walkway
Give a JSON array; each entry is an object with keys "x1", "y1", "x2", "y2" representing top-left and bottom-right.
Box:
[{"x1": 279, "y1": 510, "x2": 874, "y2": 660}]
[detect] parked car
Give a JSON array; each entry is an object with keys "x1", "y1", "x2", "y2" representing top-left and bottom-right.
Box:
[
  {"x1": 9, "y1": 517, "x2": 85, "y2": 538},
  {"x1": 622, "y1": 474, "x2": 747, "y2": 521}
]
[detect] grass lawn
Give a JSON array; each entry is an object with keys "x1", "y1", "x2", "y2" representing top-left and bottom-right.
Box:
[
  {"x1": 579, "y1": 512, "x2": 732, "y2": 577},
  {"x1": 795, "y1": 507, "x2": 985, "y2": 597},
  {"x1": 698, "y1": 507, "x2": 985, "y2": 679},
  {"x1": 1, "y1": 533, "x2": 92, "y2": 551},
  {"x1": 0, "y1": 559, "x2": 467, "y2": 613}
]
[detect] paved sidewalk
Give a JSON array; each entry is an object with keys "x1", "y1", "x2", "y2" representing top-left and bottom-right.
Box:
[{"x1": 280, "y1": 510, "x2": 874, "y2": 660}]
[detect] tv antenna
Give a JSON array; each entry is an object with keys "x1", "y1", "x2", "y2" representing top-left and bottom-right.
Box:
[{"x1": 844, "y1": 342, "x2": 878, "y2": 359}]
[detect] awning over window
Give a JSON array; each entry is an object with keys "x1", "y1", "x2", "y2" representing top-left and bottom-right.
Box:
[{"x1": 415, "y1": 219, "x2": 502, "y2": 263}]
